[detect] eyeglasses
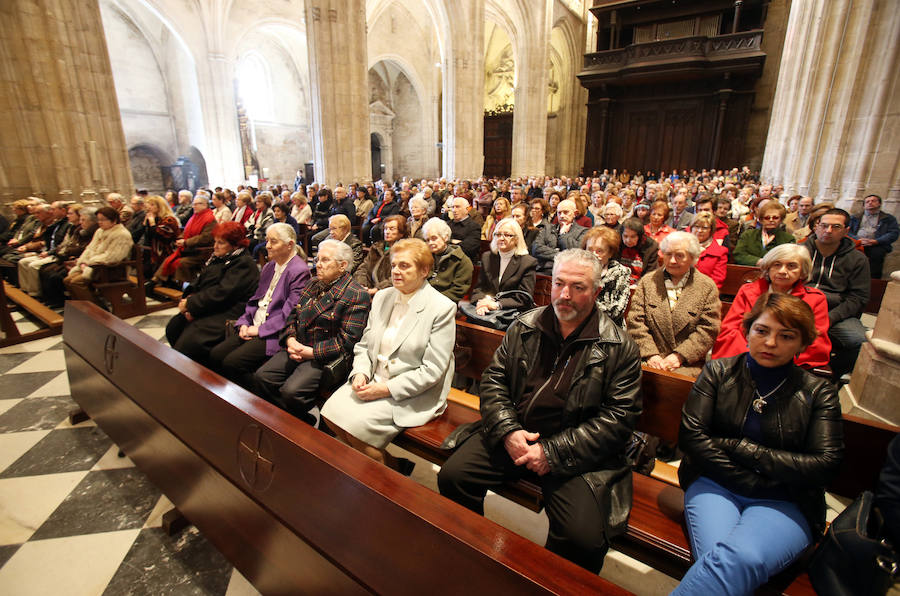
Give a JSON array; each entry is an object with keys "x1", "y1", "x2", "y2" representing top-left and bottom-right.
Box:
[
  {"x1": 762, "y1": 215, "x2": 782, "y2": 221},
  {"x1": 661, "y1": 251, "x2": 690, "y2": 261},
  {"x1": 494, "y1": 232, "x2": 516, "y2": 239}
]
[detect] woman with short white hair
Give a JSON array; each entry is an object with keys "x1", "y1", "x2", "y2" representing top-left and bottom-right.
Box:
[
  {"x1": 459, "y1": 218, "x2": 537, "y2": 328},
  {"x1": 712, "y1": 243, "x2": 831, "y2": 368},
  {"x1": 627, "y1": 231, "x2": 721, "y2": 376},
  {"x1": 422, "y1": 217, "x2": 473, "y2": 303}
]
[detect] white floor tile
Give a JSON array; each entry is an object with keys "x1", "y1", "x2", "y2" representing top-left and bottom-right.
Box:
[
  {"x1": 0, "y1": 471, "x2": 88, "y2": 545},
  {"x1": 0, "y1": 431, "x2": 51, "y2": 475},
  {"x1": 225, "y1": 567, "x2": 262, "y2": 596},
  {"x1": 141, "y1": 494, "x2": 175, "y2": 529},
  {"x1": 6, "y1": 351, "x2": 66, "y2": 374},
  {"x1": 138, "y1": 327, "x2": 167, "y2": 341},
  {"x1": 0, "y1": 399, "x2": 22, "y2": 416},
  {"x1": 26, "y1": 371, "x2": 70, "y2": 398},
  {"x1": 0, "y1": 336, "x2": 60, "y2": 355},
  {"x1": 602, "y1": 548, "x2": 680, "y2": 595},
  {"x1": 90, "y1": 445, "x2": 134, "y2": 471},
  {"x1": 0, "y1": 529, "x2": 140, "y2": 595},
  {"x1": 13, "y1": 321, "x2": 40, "y2": 335}
]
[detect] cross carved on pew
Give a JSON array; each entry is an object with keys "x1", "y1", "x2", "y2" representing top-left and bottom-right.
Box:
[{"x1": 237, "y1": 424, "x2": 275, "y2": 492}]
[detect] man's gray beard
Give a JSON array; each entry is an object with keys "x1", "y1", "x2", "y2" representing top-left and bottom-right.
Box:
[{"x1": 553, "y1": 302, "x2": 580, "y2": 322}]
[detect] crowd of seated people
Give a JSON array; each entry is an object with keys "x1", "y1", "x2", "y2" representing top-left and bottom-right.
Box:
[{"x1": 4, "y1": 165, "x2": 896, "y2": 589}]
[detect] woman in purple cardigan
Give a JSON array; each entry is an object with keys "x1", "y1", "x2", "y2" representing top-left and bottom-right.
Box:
[{"x1": 209, "y1": 223, "x2": 310, "y2": 389}]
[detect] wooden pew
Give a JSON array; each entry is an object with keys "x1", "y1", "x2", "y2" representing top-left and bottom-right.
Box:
[
  {"x1": 0, "y1": 280, "x2": 64, "y2": 346},
  {"x1": 865, "y1": 277, "x2": 888, "y2": 315},
  {"x1": 91, "y1": 244, "x2": 148, "y2": 318},
  {"x1": 534, "y1": 274, "x2": 552, "y2": 306},
  {"x1": 63, "y1": 301, "x2": 625, "y2": 595},
  {"x1": 720, "y1": 264, "x2": 759, "y2": 298}
]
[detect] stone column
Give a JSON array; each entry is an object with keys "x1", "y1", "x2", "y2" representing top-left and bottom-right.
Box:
[
  {"x1": 194, "y1": 52, "x2": 244, "y2": 188},
  {"x1": 510, "y1": 0, "x2": 553, "y2": 178},
  {"x1": 840, "y1": 271, "x2": 900, "y2": 425},
  {"x1": 305, "y1": 0, "x2": 370, "y2": 186},
  {"x1": 441, "y1": 0, "x2": 485, "y2": 180},
  {"x1": 0, "y1": 0, "x2": 133, "y2": 204},
  {"x1": 761, "y1": 0, "x2": 900, "y2": 206}
]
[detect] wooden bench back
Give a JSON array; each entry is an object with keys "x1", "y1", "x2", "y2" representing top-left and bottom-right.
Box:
[
  {"x1": 63, "y1": 301, "x2": 625, "y2": 595},
  {"x1": 720, "y1": 264, "x2": 759, "y2": 298},
  {"x1": 534, "y1": 274, "x2": 552, "y2": 306}
]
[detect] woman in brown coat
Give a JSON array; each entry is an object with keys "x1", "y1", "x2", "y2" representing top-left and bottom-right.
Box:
[{"x1": 626, "y1": 231, "x2": 721, "y2": 377}]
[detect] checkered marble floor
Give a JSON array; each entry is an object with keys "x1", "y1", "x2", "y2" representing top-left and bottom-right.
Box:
[{"x1": 0, "y1": 307, "x2": 260, "y2": 596}]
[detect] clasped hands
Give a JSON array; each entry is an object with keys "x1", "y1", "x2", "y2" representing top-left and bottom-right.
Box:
[
  {"x1": 351, "y1": 374, "x2": 391, "y2": 401},
  {"x1": 504, "y1": 429, "x2": 550, "y2": 476},
  {"x1": 646, "y1": 353, "x2": 682, "y2": 372},
  {"x1": 238, "y1": 325, "x2": 259, "y2": 340},
  {"x1": 475, "y1": 296, "x2": 500, "y2": 316},
  {"x1": 285, "y1": 337, "x2": 313, "y2": 362}
]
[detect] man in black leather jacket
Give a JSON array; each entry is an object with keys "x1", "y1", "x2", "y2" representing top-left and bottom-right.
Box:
[{"x1": 438, "y1": 249, "x2": 642, "y2": 573}]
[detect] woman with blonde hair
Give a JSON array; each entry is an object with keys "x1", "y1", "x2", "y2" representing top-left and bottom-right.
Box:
[
  {"x1": 142, "y1": 195, "x2": 181, "y2": 277},
  {"x1": 481, "y1": 197, "x2": 511, "y2": 241},
  {"x1": 460, "y1": 218, "x2": 537, "y2": 329}
]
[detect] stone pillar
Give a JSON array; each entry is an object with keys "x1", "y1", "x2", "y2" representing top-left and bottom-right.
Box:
[
  {"x1": 840, "y1": 271, "x2": 900, "y2": 425},
  {"x1": 195, "y1": 53, "x2": 244, "y2": 188},
  {"x1": 0, "y1": 0, "x2": 133, "y2": 204},
  {"x1": 442, "y1": 0, "x2": 485, "y2": 180},
  {"x1": 305, "y1": 0, "x2": 370, "y2": 186},
  {"x1": 761, "y1": 0, "x2": 900, "y2": 206},
  {"x1": 510, "y1": 0, "x2": 553, "y2": 178}
]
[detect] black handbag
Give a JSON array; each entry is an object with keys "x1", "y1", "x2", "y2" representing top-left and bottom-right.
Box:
[
  {"x1": 808, "y1": 491, "x2": 898, "y2": 595},
  {"x1": 320, "y1": 353, "x2": 350, "y2": 391}
]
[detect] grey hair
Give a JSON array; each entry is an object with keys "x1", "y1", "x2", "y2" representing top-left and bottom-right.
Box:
[
  {"x1": 604, "y1": 203, "x2": 623, "y2": 217},
  {"x1": 107, "y1": 192, "x2": 124, "y2": 204},
  {"x1": 266, "y1": 222, "x2": 296, "y2": 244},
  {"x1": 80, "y1": 207, "x2": 98, "y2": 223},
  {"x1": 192, "y1": 195, "x2": 210, "y2": 206},
  {"x1": 178, "y1": 190, "x2": 192, "y2": 200},
  {"x1": 659, "y1": 231, "x2": 701, "y2": 261},
  {"x1": 422, "y1": 217, "x2": 452, "y2": 242},
  {"x1": 553, "y1": 248, "x2": 603, "y2": 291},
  {"x1": 257, "y1": 191, "x2": 275, "y2": 202},
  {"x1": 490, "y1": 218, "x2": 529, "y2": 256},
  {"x1": 409, "y1": 197, "x2": 428, "y2": 212},
  {"x1": 758, "y1": 243, "x2": 812, "y2": 282},
  {"x1": 319, "y1": 238, "x2": 353, "y2": 268}
]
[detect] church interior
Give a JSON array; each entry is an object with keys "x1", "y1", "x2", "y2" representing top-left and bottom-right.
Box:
[{"x1": 1, "y1": 0, "x2": 899, "y2": 594}]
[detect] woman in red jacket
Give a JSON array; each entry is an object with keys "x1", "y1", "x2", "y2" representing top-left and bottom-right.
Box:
[
  {"x1": 712, "y1": 243, "x2": 831, "y2": 368},
  {"x1": 692, "y1": 213, "x2": 728, "y2": 289}
]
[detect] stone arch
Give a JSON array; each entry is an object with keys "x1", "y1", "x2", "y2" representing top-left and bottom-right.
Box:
[
  {"x1": 128, "y1": 144, "x2": 172, "y2": 194},
  {"x1": 369, "y1": 58, "x2": 427, "y2": 181},
  {"x1": 189, "y1": 146, "x2": 209, "y2": 189}
]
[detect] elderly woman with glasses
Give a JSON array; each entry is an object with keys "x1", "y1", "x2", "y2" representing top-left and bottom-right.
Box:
[
  {"x1": 459, "y1": 218, "x2": 537, "y2": 328},
  {"x1": 733, "y1": 201, "x2": 795, "y2": 265},
  {"x1": 712, "y1": 244, "x2": 831, "y2": 369},
  {"x1": 691, "y1": 212, "x2": 729, "y2": 289},
  {"x1": 627, "y1": 231, "x2": 721, "y2": 376},
  {"x1": 582, "y1": 226, "x2": 631, "y2": 326},
  {"x1": 422, "y1": 217, "x2": 473, "y2": 303}
]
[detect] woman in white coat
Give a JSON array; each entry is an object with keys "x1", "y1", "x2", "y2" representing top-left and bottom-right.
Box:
[{"x1": 322, "y1": 238, "x2": 456, "y2": 473}]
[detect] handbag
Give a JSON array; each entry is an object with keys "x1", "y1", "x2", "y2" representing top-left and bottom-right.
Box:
[
  {"x1": 808, "y1": 491, "x2": 898, "y2": 595},
  {"x1": 320, "y1": 353, "x2": 350, "y2": 390},
  {"x1": 459, "y1": 289, "x2": 534, "y2": 331}
]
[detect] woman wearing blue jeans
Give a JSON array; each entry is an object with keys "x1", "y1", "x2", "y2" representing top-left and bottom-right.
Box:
[{"x1": 674, "y1": 293, "x2": 844, "y2": 595}]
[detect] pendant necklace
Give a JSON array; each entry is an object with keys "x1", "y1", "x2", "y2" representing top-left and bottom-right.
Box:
[{"x1": 752, "y1": 378, "x2": 787, "y2": 414}]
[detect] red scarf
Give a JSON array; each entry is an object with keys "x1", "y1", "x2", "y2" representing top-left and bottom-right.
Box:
[{"x1": 159, "y1": 208, "x2": 215, "y2": 277}]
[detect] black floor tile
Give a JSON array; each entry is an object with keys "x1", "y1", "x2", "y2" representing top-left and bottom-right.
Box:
[
  {"x1": 0, "y1": 395, "x2": 74, "y2": 432},
  {"x1": 31, "y1": 468, "x2": 161, "y2": 540},
  {"x1": 0, "y1": 544, "x2": 20, "y2": 568},
  {"x1": 0, "y1": 371, "x2": 62, "y2": 400},
  {"x1": 0, "y1": 426, "x2": 112, "y2": 478},
  {"x1": 0, "y1": 352, "x2": 41, "y2": 375},
  {"x1": 103, "y1": 527, "x2": 232, "y2": 596}
]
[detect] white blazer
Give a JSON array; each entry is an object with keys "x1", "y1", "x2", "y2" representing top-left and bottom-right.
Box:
[{"x1": 349, "y1": 282, "x2": 456, "y2": 427}]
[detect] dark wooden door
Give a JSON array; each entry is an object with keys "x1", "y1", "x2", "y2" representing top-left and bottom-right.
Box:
[{"x1": 483, "y1": 114, "x2": 513, "y2": 177}]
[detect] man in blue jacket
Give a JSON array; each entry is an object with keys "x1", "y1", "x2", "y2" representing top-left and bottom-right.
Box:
[{"x1": 849, "y1": 194, "x2": 899, "y2": 279}]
